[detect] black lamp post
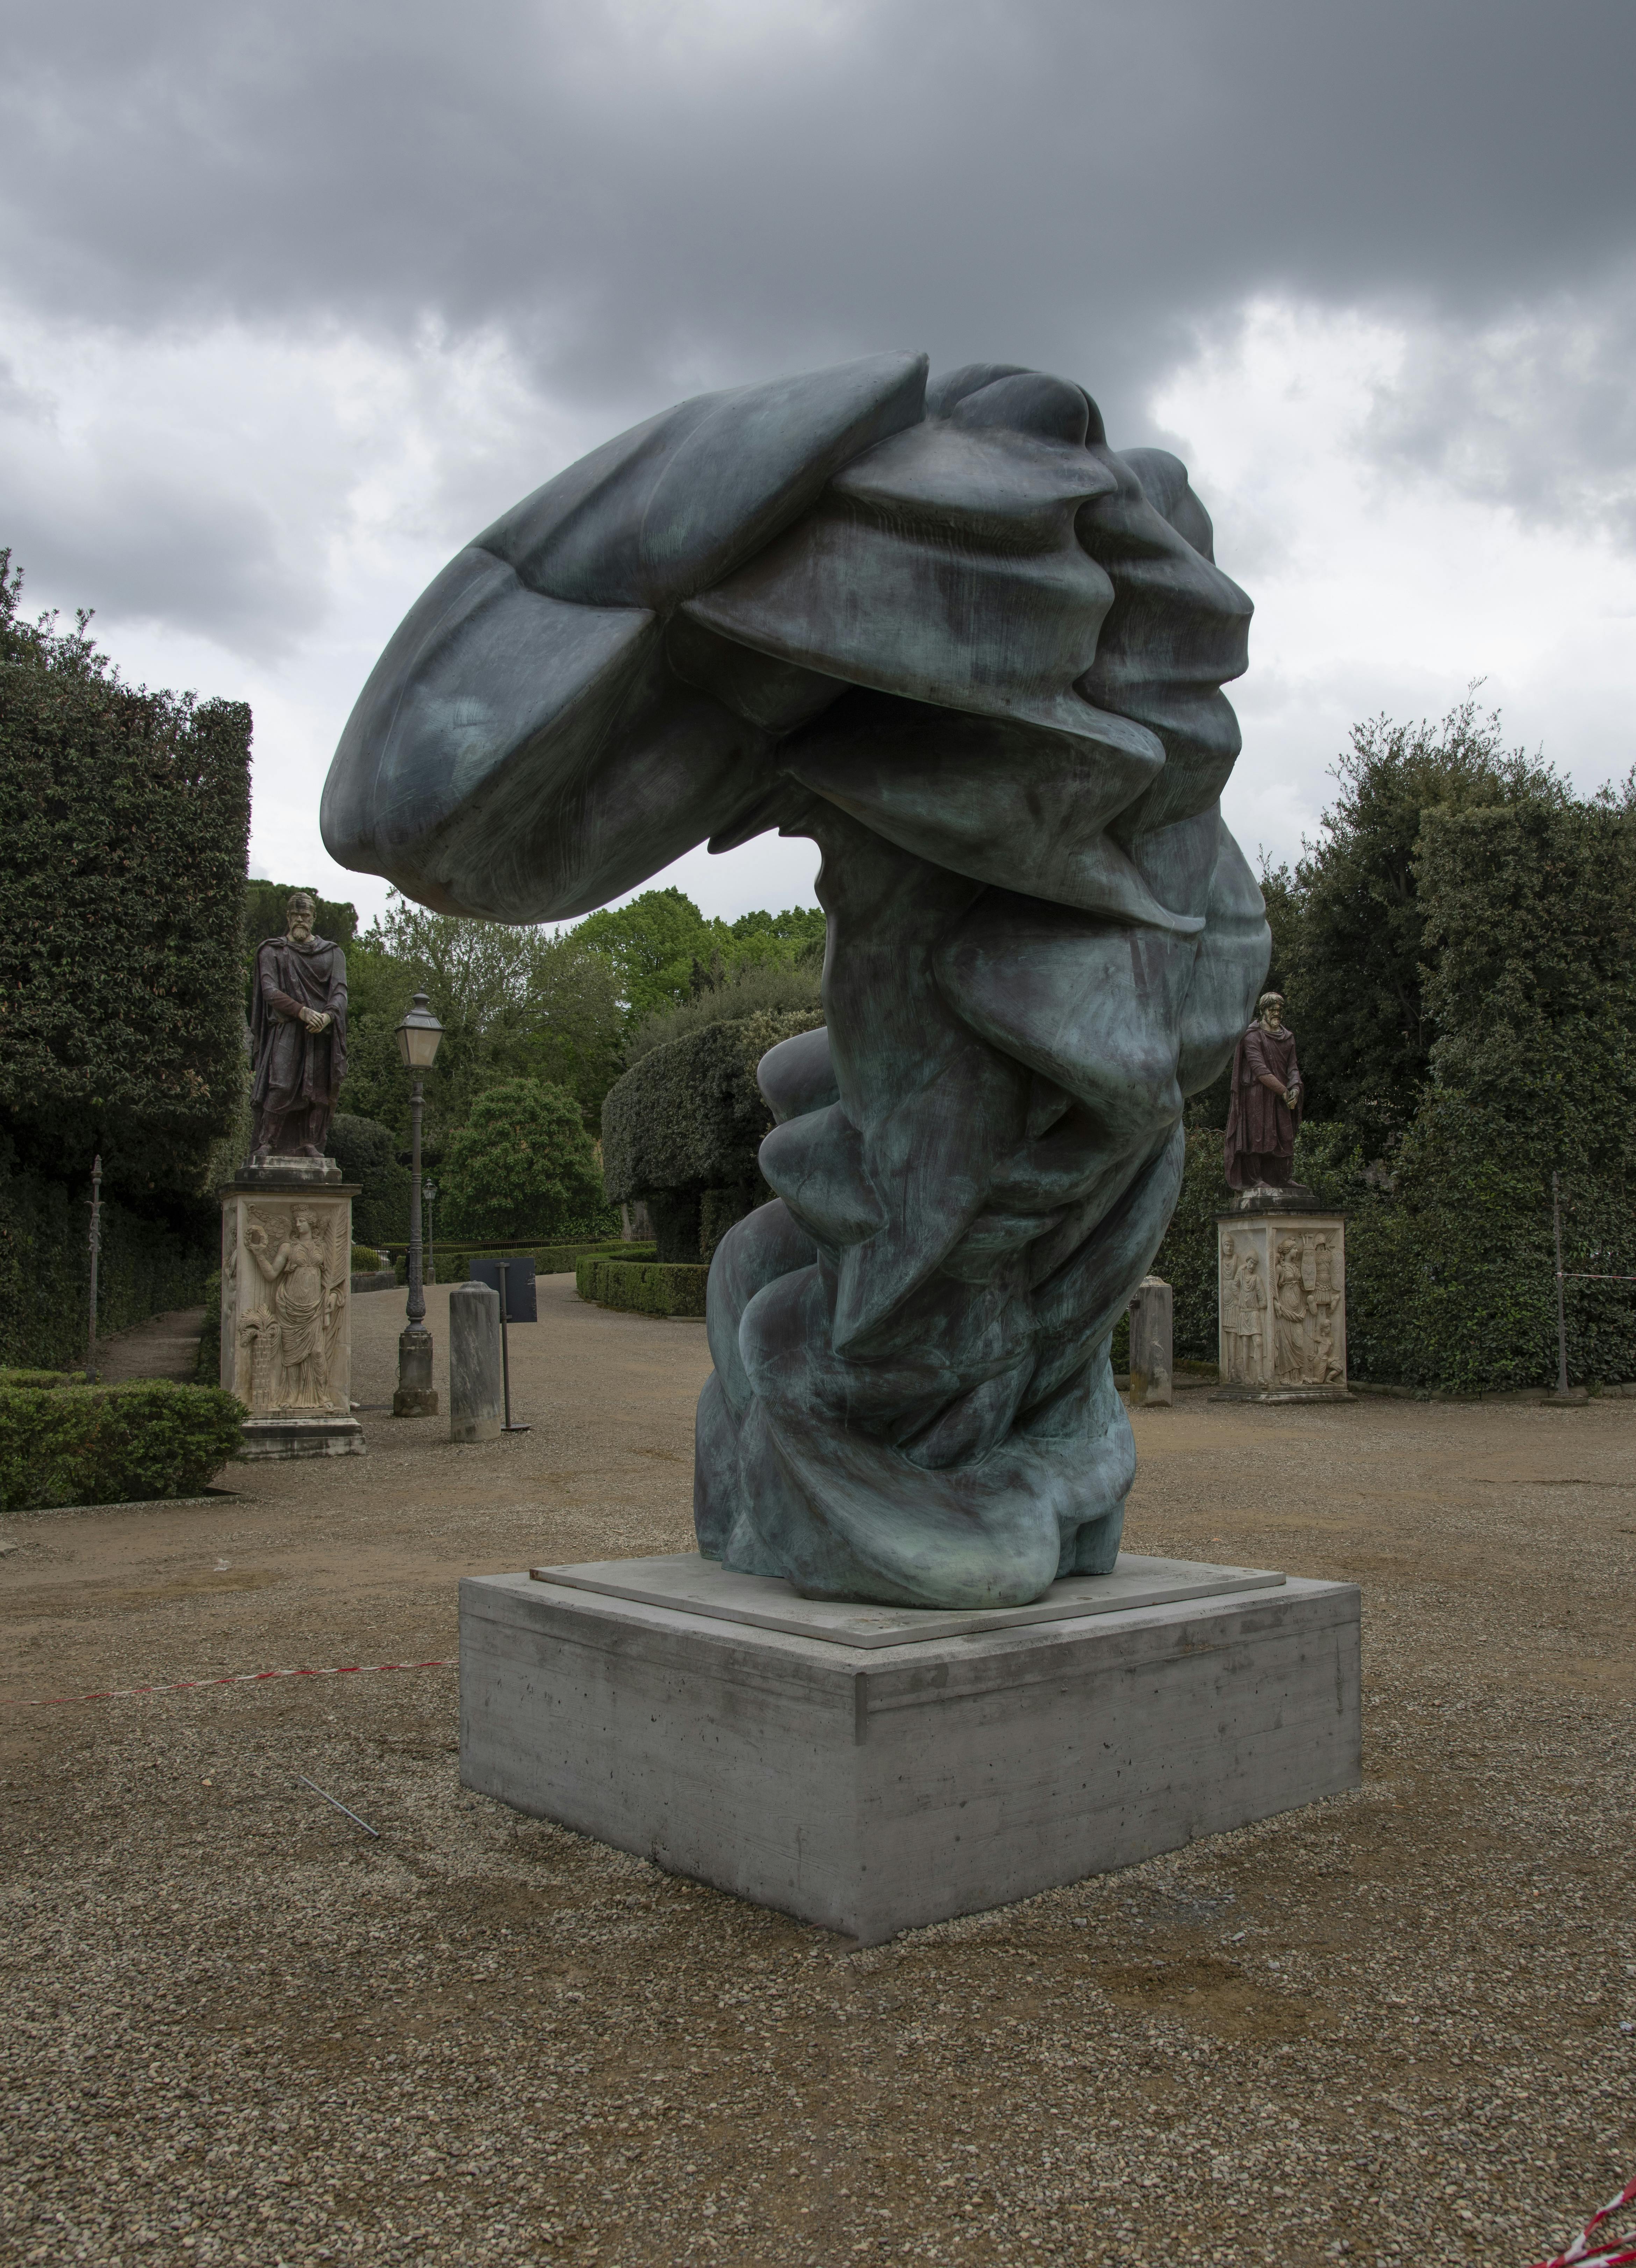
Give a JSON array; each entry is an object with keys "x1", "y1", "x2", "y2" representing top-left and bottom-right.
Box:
[{"x1": 392, "y1": 990, "x2": 444, "y2": 1417}]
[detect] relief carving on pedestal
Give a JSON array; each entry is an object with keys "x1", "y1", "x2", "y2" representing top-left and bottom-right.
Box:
[
  {"x1": 1220, "y1": 1233, "x2": 1268, "y2": 1385},
  {"x1": 1270, "y1": 1230, "x2": 1345, "y2": 1387},
  {"x1": 238, "y1": 1203, "x2": 349, "y2": 1412}
]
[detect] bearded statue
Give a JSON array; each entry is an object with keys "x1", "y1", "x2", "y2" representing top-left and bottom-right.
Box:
[{"x1": 321, "y1": 354, "x2": 1269, "y2": 1608}]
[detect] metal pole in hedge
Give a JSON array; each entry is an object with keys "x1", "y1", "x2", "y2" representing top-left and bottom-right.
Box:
[
  {"x1": 86, "y1": 1154, "x2": 102, "y2": 1384},
  {"x1": 1552, "y1": 1171, "x2": 1570, "y2": 1398}
]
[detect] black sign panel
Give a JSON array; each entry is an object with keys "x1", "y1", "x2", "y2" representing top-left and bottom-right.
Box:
[{"x1": 467, "y1": 1255, "x2": 538, "y2": 1322}]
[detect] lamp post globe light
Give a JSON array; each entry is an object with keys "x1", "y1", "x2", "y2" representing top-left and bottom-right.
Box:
[{"x1": 393, "y1": 991, "x2": 444, "y2": 1417}]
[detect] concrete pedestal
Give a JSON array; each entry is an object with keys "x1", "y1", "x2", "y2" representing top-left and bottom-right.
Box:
[
  {"x1": 460, "y1": 1551, "x2": 1361, "y2": 1945},
  {"x1": 1217, "y1": 1192, "x2": 1349, "y2": 1400},
  {"x1": 219, "y1": 1163, "x2": 365, "y2": 1457}
]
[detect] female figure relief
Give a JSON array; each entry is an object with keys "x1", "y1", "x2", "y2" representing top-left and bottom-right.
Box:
[
  {"x1": 245, "y1": 1209, "x2": 342, "y2": 1408},
  {"x1": 1273, "y1": 1236, "x2": 1307, "y2": 1384}
]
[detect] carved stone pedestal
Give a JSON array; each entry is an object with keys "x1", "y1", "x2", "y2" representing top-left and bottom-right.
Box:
[
  {"x1": 220, "y1": 1162, "x2": 366, "y2": 1458},
  {"x1": 1215, "y1": 1189, "x2": 1348, "y2": 1402}
]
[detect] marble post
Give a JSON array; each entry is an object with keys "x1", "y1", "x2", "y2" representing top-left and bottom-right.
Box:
[
  {"x1": 449, "y1": 1283, "x2": 503, "y2": 1444},
  {"x1": 219, "y1": 1158, "x2": 366, "y2": 1457},
  {"x1": 1127, "y1": 1276, "x2": 1173, "y2": 1406},
  {"x1": 1215, "y1": 1188, "x2": 1348, "y2": 1402}
]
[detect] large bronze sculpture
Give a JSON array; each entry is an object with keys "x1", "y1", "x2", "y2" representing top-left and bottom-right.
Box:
[{"x1": 322, "y1": 355, "x2": 1269, "y2": 1606}]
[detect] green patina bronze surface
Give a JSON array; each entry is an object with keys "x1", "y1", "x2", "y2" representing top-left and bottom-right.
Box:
[{"x1": 322, "y1": 354, "x2": 1268, "y2": 1607}]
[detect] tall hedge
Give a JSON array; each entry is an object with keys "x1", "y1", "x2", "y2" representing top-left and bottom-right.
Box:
[
  {"x1": 1335, "y1": 795, "x2": 1635, "y2": 1391},
  {"x1": 600, "y1": 1008, "x2": 825, "y2": 1263},
  {"x1": 0, "y1": 562, "x2": 251, "y2": 1197},
  {"x1": 0, "y1": 1132, "x2": 215, "y2": 1371}
]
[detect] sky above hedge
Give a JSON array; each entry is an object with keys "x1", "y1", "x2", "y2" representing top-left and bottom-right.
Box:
[{"x1": 2, "y1": 0, "x2": 1634, "y2": 924}]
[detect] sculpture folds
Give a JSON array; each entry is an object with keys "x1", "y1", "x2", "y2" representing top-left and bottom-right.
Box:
[{"x1": 322, "y1": 354, "x2": 1269, "y2": 1608}]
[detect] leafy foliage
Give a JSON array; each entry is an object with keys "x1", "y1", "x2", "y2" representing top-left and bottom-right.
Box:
[
  {"x1": 326, "y1": 1113, "x2": 412, "y2": 1250},
  {"x1": 1283, "y1": 697, "x2": 1564, "y2": 1150},
  {"x1": 601, "y1": 1008, "x2": 826, "y2": 1261},
  {"x1": 1352, "y1": 791, "x2": 1635, "y2": 1390},
  {"x1": 440, "y1": 1078, "x2": 613, "y2": 1243},
  {"x1": 577, "y1": 888, "x2": 824, "y2": 1024},
  {"x1": 625, "y1": 957, "x2": 823, "y2": 1063},
  {"x1": 0, "y1": 551, "x2": 251, "y2": 1198},
  {"x1": 0, "y1": 1377, "x2": 246, "y2": 1513},
  {"x1": 336, "y1": 894, "x2": 627, "y2": 1143}
]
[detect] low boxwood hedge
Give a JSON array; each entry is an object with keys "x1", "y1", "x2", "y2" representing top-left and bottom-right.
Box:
[
  {"x1": 574, "y1": 1255, "x2": 708, "y2": 1319},
  {"x1": 0, "y1": 1377, "x2": 248, "y2": 1513},
  {"x1": 396, "y1": 1238, "x2": 652, "y2": 1285}
]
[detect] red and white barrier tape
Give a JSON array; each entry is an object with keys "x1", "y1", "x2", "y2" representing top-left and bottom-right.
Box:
[
  {"x1": 1533, "y1": 2176, "x2": 1636, "y2": 2268},
  {"x1": 2, "y1": 1659, "x2": 456, "y2": 1708}
]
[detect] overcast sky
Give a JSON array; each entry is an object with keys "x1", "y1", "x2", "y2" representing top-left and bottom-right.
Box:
[{"x1": 4, "y1": 0, "x2": 1634, "y2": 927}]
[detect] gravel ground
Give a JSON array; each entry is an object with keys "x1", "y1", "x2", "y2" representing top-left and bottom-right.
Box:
[{"x1": 3, "y1": 1277, "x2": 1634, "y2": 2268}]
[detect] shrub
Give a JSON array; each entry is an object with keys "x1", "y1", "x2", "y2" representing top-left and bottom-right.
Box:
[
  {"x1": 601, "y1": 1009, "x2": 825, "y2": 1262},
  {"x1": 440, "y1": 1077, "x2": 615, "y2": 1243},
  {"x1": 0, "y1": 1378, "x2": 247, "y2": 1513},
  {"x1": 439, "y1": 1237, "x2": 645, "y2": 1280},
  {"x1": 574, "y1": 1255, "x2": 708, "y2": 1319}
]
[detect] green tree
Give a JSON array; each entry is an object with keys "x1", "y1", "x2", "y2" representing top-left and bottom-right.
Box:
[
  {"x1": 1289, "y1": 696, "x2": 1564, "y2": 1151},
  {"x1": 574, "y1": 887, "x2": 717, "y2": 1019},
  {"x1": 439, "y1": 1078, "x2": 609, "y2": 1243},
  {"x1": 513, "y1": 932, "x2": 626, "y2": 1131}
]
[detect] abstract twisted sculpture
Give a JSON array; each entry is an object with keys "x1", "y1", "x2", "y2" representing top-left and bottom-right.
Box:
[{"x1": 322, "y1": 353, "x2": 1270, "y2": 1608}]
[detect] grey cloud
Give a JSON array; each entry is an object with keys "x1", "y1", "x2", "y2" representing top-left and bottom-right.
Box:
[
  {"x1": 1, "y1": 460, "x2": 324, "y2": 661},
  {"x1": 1362, "y1": 268, "x2": 1636, "y2": 546},
  {"x1": 1, "y1": 0, "x2": 1634, "y2": 443}
]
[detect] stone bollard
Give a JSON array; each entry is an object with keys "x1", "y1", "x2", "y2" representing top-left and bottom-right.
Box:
[
  {"x1": 449, "y1": 1282, "x2": 503, "y2": 1443},
  {"x1": 1127, "y1": 1276, "x2": 1174, "y2": 1407}
]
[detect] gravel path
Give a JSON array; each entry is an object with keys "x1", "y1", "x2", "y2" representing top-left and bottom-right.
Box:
[{"x1": 2, "y1": 1278, "x2": 1634, "y2": 2267}]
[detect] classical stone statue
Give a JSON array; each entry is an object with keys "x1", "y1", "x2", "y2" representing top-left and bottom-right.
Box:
[
  {"x1": 250, "y1": 892, "x2": 348, "y2": 1162},
  {"x1": 1224, "y1": 991, "x2": 1302, "y2": 1190},
  {"x1": 322, "y1": 354, "x2": 1269, "y2": 1606}
]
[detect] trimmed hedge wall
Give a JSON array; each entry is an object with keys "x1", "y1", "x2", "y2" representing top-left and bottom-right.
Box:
[
  {"x1": 328, "y1": 1114, "x2": 413, "y2": 1251},
  {"x1": 0, "y1": 1137, "x2": 215, "y2": 1372},
  {"x1": 575, "y1": 1255, "x2": 709, "y2": 1319},
  {"x1": 0, "y1": 578, "x2": 251, "y2": 1199},
  {"x1": 0, "y1": 1377, "x2": 247, "y2": 1513},
  {"x1": 601, "y1": 1009, "x2": 825, "y2": 1263}
]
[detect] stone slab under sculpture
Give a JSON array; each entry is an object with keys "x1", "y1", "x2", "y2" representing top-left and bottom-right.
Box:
[{"x1": 322, "y1": 353, "x2": 1270, "y2": 1606}]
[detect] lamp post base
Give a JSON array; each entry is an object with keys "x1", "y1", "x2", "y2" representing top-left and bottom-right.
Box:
[{"x1": 393, "y1": 1323, "x2": 439, "y2": 1416}]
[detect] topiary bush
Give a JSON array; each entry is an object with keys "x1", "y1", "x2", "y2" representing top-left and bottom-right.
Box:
[
  {"x1": 440, "y1": 1077, "x2": 617, "y2": 1243},
  {"x1": 574, "y1": 1254, "x2": 708, "y2": 1318},
  {"x1": 600, "y1": 1008, "x2": 825, "y2": 1263},
  {"x1": 0, "y1": 1378, "x2": 248, "y2": 1512}
]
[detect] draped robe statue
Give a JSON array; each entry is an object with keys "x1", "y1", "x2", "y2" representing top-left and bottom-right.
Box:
[
  {"x1": 1224, "y1": 993, "x2": 1302, "y2": 1190},
  {"x1": 321, "y1": 354, "x2": 1270, "y2": 1607},
  {"x1": 250, "y1": 892, "x2": 349, "y2": 1161}
]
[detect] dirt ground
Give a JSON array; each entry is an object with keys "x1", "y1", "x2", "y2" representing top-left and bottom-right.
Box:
[{"x1": 3, "y1": 1275, "x2": 1634, "y2": 2268}]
